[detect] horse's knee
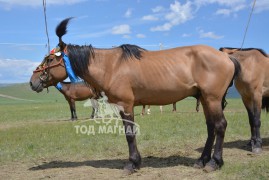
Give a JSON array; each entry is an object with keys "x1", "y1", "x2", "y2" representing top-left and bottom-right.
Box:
[{"x1": 214, "y1": 117, "x2": 227, "y2": 137}]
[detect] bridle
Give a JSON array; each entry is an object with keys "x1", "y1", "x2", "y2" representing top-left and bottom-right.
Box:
[{"x1": 33, "y1": 53, "x2": 64, "y2": 83}]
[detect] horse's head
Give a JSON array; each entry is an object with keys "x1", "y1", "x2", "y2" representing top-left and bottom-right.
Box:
[
  {"x1": 29, "y1": 47, "x2": 67, "y2": 92},
  {"x1": 30, "y1": 18, "x2": 74, "y2": 92},
  {"x1": 219, "y1": 47, "x2": 239, "y2": 55}
]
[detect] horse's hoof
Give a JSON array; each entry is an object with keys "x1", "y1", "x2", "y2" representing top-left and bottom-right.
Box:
[
  {"x1": 123, "y1": 163, "x2": 136, "y2": 175},
  {"x1": 203, "y1": 159, "x2": 221, "y2": 173},
  {"x1": 250, "y1": 139, "x2": 262, "y2": 154},
  {"x1": 252, "y1": 147, "x2": 262, "y2": 154},
  {"x1": 194, "y1": 156, "x2": 211, "y2": 169},
  {"x1": 193, "y1": 159, "x2": 204, "y2": 169}
]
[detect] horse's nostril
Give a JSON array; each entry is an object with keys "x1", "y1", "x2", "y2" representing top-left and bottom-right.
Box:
[{"x1": 29, "y1": 82, "x2": 33, "y2": 87}]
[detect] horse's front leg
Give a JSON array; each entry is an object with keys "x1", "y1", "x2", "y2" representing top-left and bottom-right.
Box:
[
  {"x1": 120, "y1": 110, "x2": 141, "y2": 174},
  {"x1": 67, "y1": 97, "x2": 77, "y2": 120}
]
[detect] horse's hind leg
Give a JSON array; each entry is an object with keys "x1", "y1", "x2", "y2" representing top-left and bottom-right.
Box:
[
  {"x1": 194, "y1": 98, "x2": 227, "y2": 172},
  {"x1": 242, "y1": 94, "x2": 262, "y2": 153}
]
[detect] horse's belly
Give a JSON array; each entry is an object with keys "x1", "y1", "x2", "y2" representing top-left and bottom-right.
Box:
[{"x1": 134, "y1": 85, "x2": 197, "y2": 106}]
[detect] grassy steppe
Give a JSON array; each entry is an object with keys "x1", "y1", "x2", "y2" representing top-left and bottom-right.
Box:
[{"x1": 1, "y1": 83, "x2": 269, "y2": 179}]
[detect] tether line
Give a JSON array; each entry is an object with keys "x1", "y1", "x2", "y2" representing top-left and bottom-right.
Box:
[
  {"x1": 240, "y1": 0, "x2": 256, "y2": 49},
  {"x1": 43, "y1": 0, "x2": 50, "y2": 53}
]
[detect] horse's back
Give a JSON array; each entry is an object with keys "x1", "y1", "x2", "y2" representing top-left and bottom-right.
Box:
[{"x1": 114, "y1": 45, "x2": 235, "y2": 105}]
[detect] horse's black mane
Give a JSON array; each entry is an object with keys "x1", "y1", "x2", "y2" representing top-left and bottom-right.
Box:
[
  {"x1": 219, "y1": 47, "x2": 268, "y2": 57},
  {"x1": 67, "y1": 45, "x2": 94, "y2": 79},
  {"x1": 56, "y1": 18, "x2": 146, "y2": 79},
  {"x1": 67, "y1": 44, "x2": 146, "y2": 79},
  {"x1": 119, "y1": 44, "x2": 146, "y2": 60}
]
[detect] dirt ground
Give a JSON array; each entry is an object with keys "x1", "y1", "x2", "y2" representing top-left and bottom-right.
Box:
[
  {"x1": 0, "y1": 158, "x2": 217, "y2": 180},
  {"x1": 2, "y1": 142, "x2": 268, "y2": 180}
]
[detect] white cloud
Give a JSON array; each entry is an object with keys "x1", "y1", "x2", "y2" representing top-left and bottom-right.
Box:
[
  {"x1": 0, "y1": 0, "x2": 86, "y2": 9},
  {"x1": 194, "y1": 0, "x2": 248, "y2": 16},
  {"x1": 151, "y1": 23, "x2": 172, "y2": 32},
  {"x1": 151, "y1": 1, "x2": 194, "y2": 32},
  {"x1": 111, "y1": 24, "x2": 131, "y2": 35},
  {"x1": 194, "y1": 0, "x2": 246, "y2": 7},
  {"x1": 136, "y1": 34, "x2": 146, "y2": 38},
  {"x1": 77, "y1": 29, "x2": 111, "y2": 38},
  {"x1": 182, "y1": 33, "x2": 192, "y2": 37},
  {"x1": 123, "y1": 35, "x2": 131, "y2": 39},
  {"x1": 125, "y1": 8, "x2": 132, "y2": 18},
  {"x1": 198, "y1": 29, "x2": 224, "y2": 39},
  {"x1": 142, "y1": 15, "x2": 159, "y2": 21},
  {"x1": 0, "y1": 58, "x2": 39, "y2": 83},
  {"x1": 152, "y1": 6, "x2": 165, "y2": 13},
  {"x1": 216, "y1": 9, "x2": 231, "y2": 16},
  {"x1": 255, "y1": 0, "x2": 269, "y2": 13}
]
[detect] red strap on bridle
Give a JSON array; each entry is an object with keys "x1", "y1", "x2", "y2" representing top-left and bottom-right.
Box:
[{"x1": 33, "y1": 58, "x2": 63, "y2": 73}]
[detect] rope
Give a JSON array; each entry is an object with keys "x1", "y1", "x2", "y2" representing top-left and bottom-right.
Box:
[
  {"x1": 43, "y1": 0, "x2": 50, "y2": 53},
  {"x1": 240, "y1": 0, "x2": 256, "y2": 49}
]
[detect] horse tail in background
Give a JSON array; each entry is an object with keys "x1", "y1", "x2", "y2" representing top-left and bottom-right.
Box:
[
  {"x1": 221, "y1": 56, "x2": 241, "y2": 110},
  {"x1": 262, "y1": 97, "x2": 269, "y2": 112}
]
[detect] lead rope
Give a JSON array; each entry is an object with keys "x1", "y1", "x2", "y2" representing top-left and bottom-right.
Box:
[
  {"x1": 240, "y1": 0, "x2": 256, "y2": 49},
  {"x1": 43, "y1": 0, "x2": 50, "y2": 54},
  {"x1": 43, "y1": 0, "x2": 50, "y2": 93}
]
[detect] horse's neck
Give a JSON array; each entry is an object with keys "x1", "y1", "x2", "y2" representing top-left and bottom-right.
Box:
[{"x1": 88, "y1": 49, "x2": 121, "y2": 91}]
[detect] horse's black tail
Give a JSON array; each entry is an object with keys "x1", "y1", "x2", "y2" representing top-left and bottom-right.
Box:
[
  {"x1": 221, "y1": 56, "x2": 241, "y2": 110},
  {"x1": 262, "y1": 97, "x2": 269, "y2": 113},
  {"x1": 228, "y1": 56, "x2": 241, "y2": 87}
]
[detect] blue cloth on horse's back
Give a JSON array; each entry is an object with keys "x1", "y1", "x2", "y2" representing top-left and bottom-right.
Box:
[
  {"x1": 62, "y1": 53, "x2": 80, "y2": 83},
  {"x1": 55, "y1": 82, "x2": 62, "y2": 91}
]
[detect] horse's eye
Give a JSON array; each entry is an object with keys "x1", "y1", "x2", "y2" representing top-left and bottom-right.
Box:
[{"x1": 48, "y1": 58, "x2": 54, "y2": 62}]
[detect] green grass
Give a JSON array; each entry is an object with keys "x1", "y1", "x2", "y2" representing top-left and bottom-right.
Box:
[{"x1": 1, "y1": 83, "x2": 269, "y2": 179}]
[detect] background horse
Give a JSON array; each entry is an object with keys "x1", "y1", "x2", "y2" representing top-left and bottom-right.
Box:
[
  {"x1": 30, "y1": 18, "x2": 240, "y2": 173},
  {"x1": 141, "y1": 103, "x2": 177, "y2": 115},
  {"x1": 55, "y1": 82, "x2": 97, "y2": 120},
  {"x1": 220, "y1": 47, "x2": 269, "y2": 154},
  {"x1": 29, "y1": 54, "x2": 98, "y2": 120}
]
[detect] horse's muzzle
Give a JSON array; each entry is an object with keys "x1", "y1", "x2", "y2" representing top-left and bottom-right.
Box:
[{"x1": 29, "y1": 81, "x2": 44, "y2": 93}]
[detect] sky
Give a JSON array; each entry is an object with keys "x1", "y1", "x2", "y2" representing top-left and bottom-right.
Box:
[{"x1": 0, "y1": 0, "x2": 268, "y2": 83}]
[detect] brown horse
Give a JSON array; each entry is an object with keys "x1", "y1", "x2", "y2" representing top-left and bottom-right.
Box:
[
  {"x1": 55, "y1": 82, "x2": 97, "y2": 120},
  {"x1": 220, "y1": 47, "x2": 269, "y2": 153},
  {"x1": 30, "y1": 18, "x2": 240, "y2": 173}
]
